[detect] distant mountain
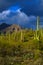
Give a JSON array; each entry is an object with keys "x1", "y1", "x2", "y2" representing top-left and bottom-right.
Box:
[
  {"x1": 0, "y1": 23, "x2": 34, "y2": 34},
  {"x1": 0, "y1": 23, "x2": 21, "y2": 34},
  {"x1": 0, "y1": 23, "x2": 10, "y2": 31}
]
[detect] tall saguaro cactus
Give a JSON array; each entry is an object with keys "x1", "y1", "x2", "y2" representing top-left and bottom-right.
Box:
[
  {"x1": 36, "y1": 16, "x2": 40, "y2": 40},
  {"x1": 34, "y1": 16, "x2": 40, "y2": 40},
  {"x1": 37, "y1": 16, "x2": 40, "y2": 31},
  {"x1": 21, "y1": 30, "x2": 23, "y2": 41}
]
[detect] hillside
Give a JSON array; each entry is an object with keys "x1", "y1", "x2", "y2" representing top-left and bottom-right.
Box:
[{"x1": 0, "y1": 29, "x2": 43, "y2": 65}]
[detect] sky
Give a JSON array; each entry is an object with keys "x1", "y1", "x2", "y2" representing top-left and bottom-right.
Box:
[{"x1": 0, "y1": 0, "x2": 43, "y2": 29}]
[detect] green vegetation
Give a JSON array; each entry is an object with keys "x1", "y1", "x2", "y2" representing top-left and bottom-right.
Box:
[{"x1": 0, "y1": 29, "x2": 43, "y2": 65}]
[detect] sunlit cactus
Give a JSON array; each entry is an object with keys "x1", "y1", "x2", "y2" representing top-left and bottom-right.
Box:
[
  {"x1": 34, "y1": 16, "x2": 40, "y2": 40},
  {"x1": 21, "y1": 30, "x2": 23, "y2": 41},
  {"x1": 37, "y1": 16, "x2": 40, "y2": 31}
]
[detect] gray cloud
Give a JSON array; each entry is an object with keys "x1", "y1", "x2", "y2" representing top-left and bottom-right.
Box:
[
  {"x1": 0, "y1": 9, "x2": 36, "y2": 28},
  {"x1": 0, "y1": 0, "x2": 43, "y2": 16},
  {"x1": 0, "y1": 0, "x2": 43, "y2": 29}
]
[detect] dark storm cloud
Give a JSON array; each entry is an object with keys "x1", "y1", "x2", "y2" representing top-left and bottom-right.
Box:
[
  {"x1": 0, "y1": 0, "x2": 43, "y2": 29},
  {"x1": 0, "y1": 0, "x2": 43, "y2": 16},
  {"x1": 0, "y1": 9, "x2": 36, "y2": 28}
]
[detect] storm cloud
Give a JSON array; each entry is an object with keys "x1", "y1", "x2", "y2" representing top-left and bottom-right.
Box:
[
  {"x1": 0, "y1": 0, "x2": 43, "y2": 16},
  {"x1": 0, "y1": 9, "x2": 36, "y2": 28},
  {"x1": 0, "y1": 0, "x2": 43, "y2": 29}
]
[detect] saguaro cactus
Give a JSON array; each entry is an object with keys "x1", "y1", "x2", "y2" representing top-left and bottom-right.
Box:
[
  {"x1": 37, "y1": 16, "x2": 40, "y2": 31},
  {"x1": 34, "y1": 16, "x2": 40, "y2": 40},
  {"x1": 21, "y1": 30, "x2": 23, "y2": 41}
]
